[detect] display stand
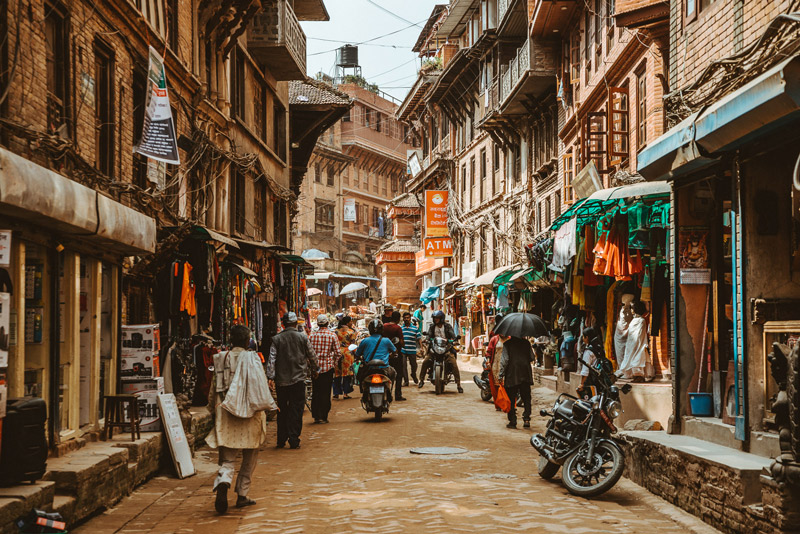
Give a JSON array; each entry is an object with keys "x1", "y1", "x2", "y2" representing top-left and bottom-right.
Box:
[{"x1": 157, "y1": 393, "x2": 195, "y2": 479}]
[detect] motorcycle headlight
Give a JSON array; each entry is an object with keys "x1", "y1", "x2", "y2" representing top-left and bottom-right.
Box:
[
  {"x1": 434, "y1": 346, "x2": 446, "y2": 354},
  {"x1": 606, "y1": 400, "x2": 622, "y2": 419}
]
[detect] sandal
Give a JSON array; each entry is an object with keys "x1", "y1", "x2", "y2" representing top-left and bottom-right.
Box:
[
  {"x1": 236, "y1": 496, "x2": 256, "y2": 508},
  {"x1": 343, "y1": 394, "x2": 351, "y2": 399}
]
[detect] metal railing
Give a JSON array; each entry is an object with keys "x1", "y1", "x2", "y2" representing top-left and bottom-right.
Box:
[
  {"x1": 498, "y1": 0, "x2": 510, "y2": 24},
  {"x1": 499, "y1": 38, "x2": 533, "y2": 105},
  {"x1": 248, "y1": 0, "x2": 306, "y2": 75}
]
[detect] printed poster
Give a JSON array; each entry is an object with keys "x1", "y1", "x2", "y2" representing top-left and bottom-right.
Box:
[
  {"x1": 343, "y1": 198, "x2": 356, "y2": 222},
  {"x1": 679, "y1": 227, "x2": 711, "y2": 284},
  {"x1": 134, "y1": 46, "x2": 180, "y2": 165}
]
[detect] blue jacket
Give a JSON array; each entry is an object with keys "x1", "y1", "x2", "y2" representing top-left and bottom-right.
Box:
[{"x1": 356, "y1": 335, "x2": 396, "y2": 367}]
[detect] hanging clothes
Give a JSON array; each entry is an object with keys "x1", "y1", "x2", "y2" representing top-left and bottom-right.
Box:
[
  {"x1": 626, "y1": 201, "x2": 651, "y2": 250},
  {"x1": 180, "y1": 263, "x2": 197, "y2": 317},
  {"x1": 549, "y1": 217, "x2": 577, "y2": 272},
  {"x1": 604, "y1": 281, "x2": 619, "y2": 368},
  {"x1": 571, "y1": 233, "x2": 586, "y2": 308},
  {"x1": 594, "y1": 214, "x2": 644, "y2": 280},
  {"x1": 496, "y1": 285, "x2": 510, "y2": 310},
  {"x1": 618, "y1": 312, "x2": 651, "y2": 379}
]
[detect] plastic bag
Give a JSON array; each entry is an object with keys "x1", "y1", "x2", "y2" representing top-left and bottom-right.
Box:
[
  {"x1": 220, "y1": 350, "x2": 277, "y2": 418},
  {"x1": 496, "y1": 385, "x2": 512, "y2": 413}
]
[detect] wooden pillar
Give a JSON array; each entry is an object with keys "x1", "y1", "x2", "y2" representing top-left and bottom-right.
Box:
[
  {"x1": 7, "y1": 239, "x2": 25, "y2": 398},
  {"x1": 88, "y1": 258, "x2": 102, "y2": 427},
  {"x1": 63, "y1": 252, "x2": 81, "y2": 436}
]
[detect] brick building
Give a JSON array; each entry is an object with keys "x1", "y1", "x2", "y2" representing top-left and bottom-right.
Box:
[{"x1": 0, "y1": 0, "x2": 334, "y2": 449}]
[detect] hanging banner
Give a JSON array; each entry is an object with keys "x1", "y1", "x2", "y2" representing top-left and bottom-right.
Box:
[
  {"x1": 425, "y1": 190, "x2": 448, "y2": 237},
  {"x1": 424, "y1": 237, "x2": 453, "y2": 257},
  {"x1": 0, "y1": 292, "x2": 9, "y2": 366},
  {"x1": 134, "y1": 46, "x2": 180, "y2": 165},
  {"x1": 343, "y1": 198, "x2": 356, "y2": 222},
  {"x1": 0, "y1": 230, "x2": 10, "y2": 267}
]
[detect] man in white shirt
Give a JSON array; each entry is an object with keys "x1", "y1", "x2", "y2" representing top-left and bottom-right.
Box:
[{"x1": 369, "y1": 298, "x2": 377, "y2": 315}]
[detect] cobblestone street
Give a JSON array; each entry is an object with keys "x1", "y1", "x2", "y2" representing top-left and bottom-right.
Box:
[{"x1": 75, "y1": 368, "x2": 721, "y2": 534}]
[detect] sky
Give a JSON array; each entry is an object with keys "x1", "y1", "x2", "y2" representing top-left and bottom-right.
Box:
[{"x1": 300, "y1": 0, "x2": 440, "y2": 102}]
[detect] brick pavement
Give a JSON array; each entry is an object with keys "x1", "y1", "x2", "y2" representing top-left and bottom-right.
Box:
[{"x1": 74, "y1": 372, "x2": 722, "y2": 534}]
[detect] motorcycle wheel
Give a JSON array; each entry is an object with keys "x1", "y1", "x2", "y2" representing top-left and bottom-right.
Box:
[
  {"x1": 562, "y1": 441, "x2": 624, "y2": 498},
  {"x1": 537, "y1": 455, "x2": 560, "y2": 480},
  {"x1": 435, "y1": 374, "x2": 444, "y2": 395},
  {"x1": 480, "y1": 388, "x2": 493, "y2": 402},
  {"x1": 374, "y1": 410, "x2": 383, "y2": 421}
]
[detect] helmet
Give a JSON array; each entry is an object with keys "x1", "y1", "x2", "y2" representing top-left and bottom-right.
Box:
[
  {"x1": 316, "y1": 314, "x2": 329, "y2": 326},
  {"x1": 368, "y1": 319, "x2": 384, "y2": 336},
  {"x1": 432, "y1": 310, "x2": 445, "y2": 322}
]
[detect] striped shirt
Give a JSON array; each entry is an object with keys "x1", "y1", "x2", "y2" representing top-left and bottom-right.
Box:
[{"x1": 401, "y1": 325, "x2": 421, "y2": 355}]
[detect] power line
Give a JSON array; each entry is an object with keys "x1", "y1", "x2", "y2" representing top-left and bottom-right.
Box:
[
  {"x1": 307, "y1": 17, "x2": 427, "y2": 57},
  {"x1": 364, "y1": 0, "x2": 423, "y2": 28},
  {"x1": 370, "y1": 57, "x2": 418, "y2": 79}
]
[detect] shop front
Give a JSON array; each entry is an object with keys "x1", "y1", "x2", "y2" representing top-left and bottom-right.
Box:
[
  {"x1": 637, "y1": 54, "x2": 800, "y2": 455},
  {"x1": 0, "y1": 147, "x2": 156, "y2": 445}
]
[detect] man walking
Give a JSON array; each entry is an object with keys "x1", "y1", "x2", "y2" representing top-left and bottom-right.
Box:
[
  {"x1": 309, "y1": 314, "x2": 341, "y2": 423},
  {"x1": 208, "y1": 325, "x2": 272, "y2": 514},
  {"x1": 498, "y1": 335, "x2": 534, "y2": 428},
  {"x1": 401, "y1": 312, "x2": 421, "y2": 384},
  {"x1": 413, "y1": 304, "x2": 426, "y2": 333},
  {"x1": 268, "y1": 312, "x2": 318, "y2": 449},
  {"x1": 381, "y1": 311, "x2": 406, "y2": 401}
]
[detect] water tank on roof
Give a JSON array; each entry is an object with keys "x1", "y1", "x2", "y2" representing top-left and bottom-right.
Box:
[{"x1": 338, "y1": 45, "x2": 359, "y2": 68}]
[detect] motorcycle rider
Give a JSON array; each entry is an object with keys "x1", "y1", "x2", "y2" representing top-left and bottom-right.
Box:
[
  {"x1": 418, "y1": 310, "x2": 462, "y2": 393},
  {"x1": 355, "y1": 319, "x2": 397, "y2": 385}
]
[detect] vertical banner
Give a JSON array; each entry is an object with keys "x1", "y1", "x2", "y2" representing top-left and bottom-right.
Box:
[
  {"x1": 343, "y1": 198, "x2": 356, "y2": 222},
  {"x1": 0, "y1": 292, "x2": 9, "y2": 366},
  {"x1": 425, "y1": 190, "x2": 449, "y2": 237},
  {"x1": 0, "y1": 230, "x2": 10, "y2": 267},
  {"x1": 134, "y1": 46, "x2": 180, "y2": 164}
]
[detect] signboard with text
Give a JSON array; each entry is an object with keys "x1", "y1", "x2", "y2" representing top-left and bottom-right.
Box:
[
  {"x1": 134, "y1": 46, "x2": 180, "y2": 165},
  {"x1": 425, "y1": 190, "x2": 449, "y2": 237},
  {"x1": 424, "y1": 237, "x2": 453, "y2": 257},
  {"x1": 343, "y1": 198, "x2": 356, "y2": 222}
]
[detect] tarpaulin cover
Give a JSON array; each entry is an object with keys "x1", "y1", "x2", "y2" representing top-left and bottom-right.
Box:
[{"x1": 420, "y1": 286, "x2": 441, "y2": 303}]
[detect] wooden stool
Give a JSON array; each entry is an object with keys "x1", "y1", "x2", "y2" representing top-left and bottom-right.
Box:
[{"x1": 103, "y1": 395, "x2": 141, "y2": 441}]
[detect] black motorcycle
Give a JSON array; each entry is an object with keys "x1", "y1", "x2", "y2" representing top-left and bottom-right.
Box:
[
  {"x1": 530, "y1": 356, "x2": 632, "y2": 497},
  {"x1": 473, "y1": 352, "x2": 493, "y2": 402},
  {"x1": 359, "y1": 359, "x2": 393, "y2": 421},
  {"x1": 427, "y1": 336, "x2": 455, "y2": 395}
]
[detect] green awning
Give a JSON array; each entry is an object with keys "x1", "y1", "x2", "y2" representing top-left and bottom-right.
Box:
[{"x1": 494, "y1": 268, "x2": 522, "y2": 286}]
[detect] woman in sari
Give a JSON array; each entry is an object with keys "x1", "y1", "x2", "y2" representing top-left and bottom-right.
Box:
[{"x1": 333, "y1": 315, "x2": 357, "y2": 399}]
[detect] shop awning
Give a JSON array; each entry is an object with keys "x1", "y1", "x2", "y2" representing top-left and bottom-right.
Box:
[
  {"x1": 0, "y1": 146, "x2": 156, "y2": 255},
  {"x1": 192, "y1": 226, "x2": 239, "y2": 248},
  {"x1": 510, "y1": 268, "x2": 533, "y2": 282},
  {"x1": 638, "y1": 54, "x2": 800, "y2": 181},
  {"x1": 494, "y1": 268, "x2": 522, "y2": 286},
  {"x1": 234, "y1": 237, "x2": 289, "y2": 251},
  {"x1": 305, "y1": 272, "x2": 380, "y2": 282},
  {"x1": 437, "y1": 276, "x2": 461, "y2": 289},
  {"x1": 232, "y1": 263, "x2": 258, "y2": 277},
  {"x1": 472, "y1": 264, "x2": 520, "y2": 287},
  {"x1": 420, "y1": 286, "x2": 441, "y2": 303},
  {"x1": 550, "y1": 181, "x2": 671, "y2": 231}
]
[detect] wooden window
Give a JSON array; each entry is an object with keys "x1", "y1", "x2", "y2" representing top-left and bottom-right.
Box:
[
  {"x1": 204, "y1": 42, "x2": 212, "y2": 89},
  {"x1": 584, "y1": 10, "x2": 591, "y2": 75},
  {"x1": 555, "y1": 190, "x2": 561, "y2": 217},
  {"x1": 342, "y1": 109, "x2": 350, "y2": 122},
  {"x1": 94, "y1": 40, "x2": 115, "y2": 178},
  {"x1": 273, "y1": 100, "x2": 286, "y2": 159},
  {"x1": 132, "y1": 68, "x2": 148, "y2": 188},
  {"x1": 372, "y1": 207, "x2": 379, "y2": 227},
  {"x1": 352, "y1": 167, "x2": 359, "y2": 188},
  {"x1": 469, "y1": 156, "x2": 476, "y2": 207},
  {"x1": 364, "y1": 107, "x2": 371, "y2": 128},
  {"x1": 480, "y1": 148, "x2": 487, "y2": 200},
  {"x1": 376, "y1": 113, "x2": 382, "y2": 132},
  {"x1": 431, "y1": 116, "x2": 439, "y2": 148},
  {"x1": 637, "y1": 69, "x2": 647, "y2": 148},
  {"x1": 381, "y1": 175, "x2": 387, "y2": 196},
  {"x1": 253, "y1": 79, "x2": 266, "y2": 141},
  {"x1": 314, "y1": 162, "x2": 321, "y2": 183},
  {"x1": 230, "y1": 170, "x2": 246, "y2": 235},
  {"x1": 570, "y1": 31, "x2": 581, "y2": 84},
  {"x1": 327, "y1": 165, "x2": 335, "y2": 186},
  {"x1": 231, "y1": 48, "x2": 245, "y2": 120},
  {"x1": 254, "y1": 180, "x2": 266, "y2": 240},
  {"x1": 274, "y1": 200, "x2": 287, "y2": 246},
  {"x1": 461, "y1": 164, "x2": 467, "y2": 199},
  {"x1": 606, "y1": 0, "x2": 616, "y2": 51},
  {"x1": 45, "y1": 2, "x2": 70, "y2": 137},
  {"x1": 563, "y1": 149, "x2": 574, "y2": 204},
  {"x1": 363, "y1": 171, "x2": 368, "y2": 190},
  {"x1": 493, "y1": 144, "x2": 500, "y2": 171},
  {"x1": 391, "y1": 176, "x2": 398, "y2": 193},
  {"x1": 537, "y1": 201, "x2": 543, "y2": 234},
  {"x1": 594, "y1": 0, "x2": 602, "y2": 69},
  {"x1": 343, "y1": 167, "x2": 350, "y2": 186},
  {"x1": 480, "y1": 229, "x2": 487, "y2": 272},
  {"x1": 686, "y1": 0, "x2": 697, "y2": 21},
  {"x1": 545, "y1": 196, "x2": 552, "y2": 228},
  {"x1": 441, "y1": 117, "x2": 449, "y2": 139},
  {"x1": 609, "y1": 86, "x2": 629, "y2": 164},
  {"x1": 373, "y1": 173, "x2": 378, "y2": 193},
  {"x1": 166, "y1": 0, "x2": 178, "y2": 51},
  {"x1": 315, "y1": 200, "x2": 335, "y2": 233},
  {"x1": 585, "y1": 111, "x2": 608, "y2": 175}
]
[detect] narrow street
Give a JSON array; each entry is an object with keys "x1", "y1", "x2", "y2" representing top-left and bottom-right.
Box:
[{"x1": 75, "y1": 365, "x2": 720, "y2": 534}]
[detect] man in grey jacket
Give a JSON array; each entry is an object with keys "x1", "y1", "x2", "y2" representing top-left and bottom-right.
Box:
[
  {"x1": 268, "y1": 312, "x2": 318, "y2": 449},
  {"x1": 498, "y1": 336, "x2": 534, "y2": 429}
]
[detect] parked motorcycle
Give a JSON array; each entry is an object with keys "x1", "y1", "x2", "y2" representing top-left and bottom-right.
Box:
[
  {"x1": 473, "y1": 351, "x2": 493, "y2": 402},
  {"x1": 427, "y1": 336, "x2": 455, "y2": 395},
  {"x1": 530, "y1": 356, "x2": 633, "y2": 497}
]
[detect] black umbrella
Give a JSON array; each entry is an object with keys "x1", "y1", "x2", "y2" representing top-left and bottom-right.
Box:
[{"x1": 494, "y1": 313, "x2": 549, "y2": 338}]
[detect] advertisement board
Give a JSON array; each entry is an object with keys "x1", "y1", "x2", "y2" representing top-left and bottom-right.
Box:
[
  {"x1": 425, "y1": 190, "x2": 449, "y2": 237},
  {"x1": 424, "y1": 237, "x2": 453, "y2": 257},
  {"x1": 343, "y1": 198, "x2": 356, "y2": 222}
]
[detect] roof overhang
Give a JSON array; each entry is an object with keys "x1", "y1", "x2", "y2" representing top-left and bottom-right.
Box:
[{"x1": 293, "y1": 0, "x2": 329, "y2": 21}]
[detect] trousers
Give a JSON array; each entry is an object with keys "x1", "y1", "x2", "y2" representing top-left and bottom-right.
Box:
[
  {"x1": 403, "y1": 352, "x2": 418, "y2": 382},
  {"x1": 214, "y1": 446, "x2": 259, "y2": 496},
  {"x1": 276, "y1": 381, "x2": 306, "y2": 447},
  {"x1": 390, "y1": 357, "x2": 403, "y2": 399},
  {"x1": 332, "y1": 375, "x2": 353, "y2": 396},
  {"x1": 311, "y1": 369, "x2": 334, "y2": 421},
  {"x1": 419, "y1": 352, "x2": 460, "y2": 384},
  {"x1": 504, "y1": 383, "x2": 532, "y2": 424}
]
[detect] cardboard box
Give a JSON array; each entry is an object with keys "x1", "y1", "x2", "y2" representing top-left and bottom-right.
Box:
[
  {"x1": 122, "y1": 324, "x2": 160, "y2": 352},
  {"x1": 121, "y1": 377, "x2": 164, "y2": 432},
  {"x1": 120, "y1": 351, "x2": 159, "y2": 380}
]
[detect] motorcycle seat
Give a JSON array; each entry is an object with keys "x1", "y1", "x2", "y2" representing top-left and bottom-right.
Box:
[
  {"x1": 555, "y1": 399, "x2": 575, "y2": 419},
  {"x1": 365, "y1": 360, "x2": 386, "y2": 368}
]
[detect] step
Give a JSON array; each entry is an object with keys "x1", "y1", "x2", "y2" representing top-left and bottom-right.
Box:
[
  {"x1": 50, "y1": 494, "x2": 76, "y2": 523},
  {"x1": 0, "y1": 481, "x2": 55, "y2": 532}
]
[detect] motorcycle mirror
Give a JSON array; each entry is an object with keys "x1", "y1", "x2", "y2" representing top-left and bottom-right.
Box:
[
  {"x1": 539, "y1": 409, "x2": 548, "y2": 417},
  {"x1": 621, "y1": 384, "x2": 633, "y2": 394}
]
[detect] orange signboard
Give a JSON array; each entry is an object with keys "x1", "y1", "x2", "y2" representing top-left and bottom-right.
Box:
[
  {"x1": 425, "y1": 190, "x2": 449, "y2": 237},
  {"x1": 424, "y1": 237, "x2": 453, "y2": 257},
  {"x1": 415, "y1": 250, "x2": 448, "y2": 276}
]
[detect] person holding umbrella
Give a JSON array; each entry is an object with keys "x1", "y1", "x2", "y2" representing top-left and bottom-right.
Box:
[{"x1": 494, "y1": 313, "x2": 549, "y2": 429}]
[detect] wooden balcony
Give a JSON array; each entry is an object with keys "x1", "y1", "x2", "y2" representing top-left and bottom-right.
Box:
[
  {"x1": 248, "y1": 0, "x2": 307, "y2": 81},
  {"x1": 614, "y1": 0, "x2": 669, "y2": 29},
  {"x1": 530, "y1": 0, "x2": 579, "y2": 39},
  {"x1": 499, "y1": 37, "x2": 557, "y2": 114},
  {"x1": 497, "y1": 0, "x2": 528, "y2": 38}
]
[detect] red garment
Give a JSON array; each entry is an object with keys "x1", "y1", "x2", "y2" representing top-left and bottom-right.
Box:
[
  {"x1": 485, "y1": 334, "x2": 501, "y2": 404},
  {"x1": 594, "y1": 215, "x2": 644, "y2": 281},
  {"x1": 583, "y1": 226, "x2": 604, "y2": 287}
]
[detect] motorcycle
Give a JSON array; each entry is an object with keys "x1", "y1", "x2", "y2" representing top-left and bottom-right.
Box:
[
  {"x1": 473, "y1": 350, "x2": 493, "y2": 402},
  {"x1": 356, "y1": 342, "x2": 393, "y2": 421},
  {"x1": 427, "y1": 336, "x2": 455, "y2": 395},
  {"x1": 530, "y1": 355, "x2": 633, "y2": 498}
]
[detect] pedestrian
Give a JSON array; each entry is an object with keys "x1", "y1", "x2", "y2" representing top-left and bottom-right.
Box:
[
  {"x1": 267, "y1": 312, "x2": 319, "y2": 449},
  {"x1": 498, "y1": 335, "x2": 534, "y2": 428},
  {"x1": 309, "y1": 314, "x2": 341, "y2": 423},
  {"x1": 368, "y1": 298, "x2": 377, "y2": 315},
  {"x1": 381, "y1": 311, "x2": 406, "y2": 401},
  {"x1": 355, "y1": 319, "x2": 397, "y2": 385},
  {"x1": 485, "y1": 314, "x2": 505, "y2": 408},
  {"x1": 381, "y1": 303, "x2": 394, "y2": 324},
  {"x1": 418, "y1": 310, "x2": 463, "y2": 393},
  {"x1": 413, "y1": 304, "x2": 426, "y2": 333},
  {"x1": 208, "y1": 325, "x2": 272, "y2": 514},
  {"x1": 333, "y1": 315, "x2": 357, "y2": 399},
  {"x1": 401, "y1": 312, "x2": 421, "y2": 384}
]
